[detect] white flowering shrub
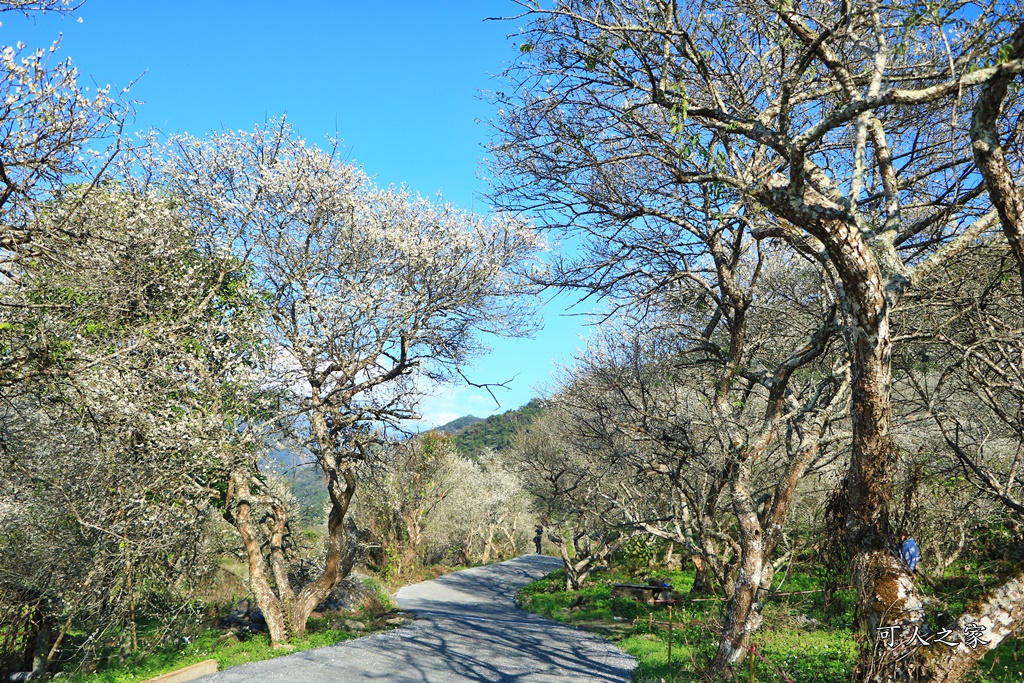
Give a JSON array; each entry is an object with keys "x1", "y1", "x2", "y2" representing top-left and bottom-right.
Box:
[
  {"x1": 0, "y1": 185, "x2": 267, "y2": 674},
  {"x1": 355, "y1": 435, "x2": 531, "y2": 576},
  {"x1": 423, "y1": 453, "x2": 533, "y2": 566},
  {"x1": 1, "y1": 6, "x2": 540, "y2": 655}
]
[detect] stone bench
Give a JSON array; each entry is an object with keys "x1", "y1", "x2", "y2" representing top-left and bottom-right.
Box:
[{"x1": 611, "y1": 583, "x2": 673, "y2": 604}]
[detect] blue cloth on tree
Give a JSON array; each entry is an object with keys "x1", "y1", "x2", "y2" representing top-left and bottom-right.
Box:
[{"x1": 901, "y1": 537, "x2": 920, "y2": 571}]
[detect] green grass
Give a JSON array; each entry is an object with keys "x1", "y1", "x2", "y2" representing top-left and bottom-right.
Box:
[
  {"x1": 59, "y1": 628, "x2": 359, "y2": 683},
  {"x1": 60, "y1": 576, "x2": 401, "y2": 683},
  {"x1": 517, "y1": 566, "x2": 1023, "y2": 683}
]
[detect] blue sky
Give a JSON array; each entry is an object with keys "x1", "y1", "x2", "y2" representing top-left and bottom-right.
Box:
[{"x1": 3, "y1": 1, "x2": 592, "y2": 426}]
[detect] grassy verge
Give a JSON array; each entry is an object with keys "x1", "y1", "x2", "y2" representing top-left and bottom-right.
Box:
[
  {"x1": 516, "y1": 566, "x2": 1022, "y2": 683},
  {"x1": 60, "y1": 576, "x2": 401, "y2": 683},
  {"x1": 60, "y1": 628, "x2": 359, "y2": 683}
]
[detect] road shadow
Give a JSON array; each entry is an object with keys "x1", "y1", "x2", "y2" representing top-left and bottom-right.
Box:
[{"x1": 197, "y1": 555, "x2": 634, "y2": 683}]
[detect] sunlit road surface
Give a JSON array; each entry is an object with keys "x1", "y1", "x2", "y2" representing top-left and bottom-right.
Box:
[{"x1": 196, "y1": 554, "x2": 636, "y2": 683}]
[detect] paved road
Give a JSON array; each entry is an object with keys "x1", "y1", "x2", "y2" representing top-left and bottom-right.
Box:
[{"x1": 198, "y1": 555, "x2": 635, "y2": 683}]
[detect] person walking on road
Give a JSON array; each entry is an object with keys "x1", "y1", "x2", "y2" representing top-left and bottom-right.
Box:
[{"x1": 534, "y1": 525, "x2": 543, "y2": 554}]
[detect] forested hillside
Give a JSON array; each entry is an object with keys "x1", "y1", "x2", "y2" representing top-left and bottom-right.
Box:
[
  {"x1": 452, "y1": 399, "x2": 546, "y2": 457},
  {"x1": 436, "y1": 415, "x2": 484, "y2": 433}
]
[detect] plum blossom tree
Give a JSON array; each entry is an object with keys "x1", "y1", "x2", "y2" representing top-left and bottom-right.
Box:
[
  {"x1": 137, "y1": 120, "x2": 541, "y2": 646},
  {"x1": 0, "y1": 1, "x2": 129, "y2": 271},
  {"x1": 356, "y1": 432, "x2": 464, "y2": 579},
  {"x1": 356, "y1": 435, "x2": 531, "y2": 573},
  {"x1": 549, "y1": 285, "x2": 850, "y2": 666},
  {"x1": 0, "y1": 3, "x2": 257, "y2": 672},
  {"x1": 426, "y1": 452, "x2": 532, "y2": 566},
  {"x1": 506, "y1": 411, "x2": 629, "y2": 591}
]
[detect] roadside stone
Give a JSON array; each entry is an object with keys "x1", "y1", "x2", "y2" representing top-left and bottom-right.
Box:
[
  {"x1": 314, "y1": 573, "x2": 378, "y2": 613},
  {"x1": 219, "y1": 600, "x2": 267, "y2": 633},
  {"x1": 343, "y1": 619, "x2": 366, "y2": 631}
]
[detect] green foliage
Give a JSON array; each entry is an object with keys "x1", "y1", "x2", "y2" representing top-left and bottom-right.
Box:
[
  {"x1": 616, "y1": 537, "x2": 659, "y2": 575},
  {"x1": 453, "y1": 398, "x2": 546, "y2": 457},
  {"x1": 996, "y1": 42, "x2": 1013, "y2": 64},
  {"x1": 58, "y1": 574, "x2": 399, "y2": 683},
  {"x1": 380, "y1": 545, "x2": 403, "y2": 584},
  {"x1": 519, "y1": 567, "x2": 729, "y2": 680},
  {"x1": 362, "y1": 576, "x2": 397, "y2": 612},
  {"x1": 515, "y1": 565, "x2": 1022, "y2": 683}
]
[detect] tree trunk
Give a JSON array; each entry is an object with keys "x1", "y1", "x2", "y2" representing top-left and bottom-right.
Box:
[
  {"x1": 708, "y1": 459, "x2": 770, "y2": 673},
  {"x1": 920, "y1": 566, "x2": 1024, "y2": 682},
  {"x1": 824, "y1": 221, "x2": 926, "y2": 681},
  {"x1": 22, "y1": 607, "x2": 54, "y2": 678},
  {"x1": 553, "y1": 531, "x2": 622, "y2": 591},
  {"x1": 222, "y1": 467, "x2": 360, "y2": 645},
  {"x1": 970, "y1": 23, "x2": 1024, "y2": 299},
  {"x1": 283, "y1": 404, "x2": 360, "y2": 638},
  {"x1": 712, "y1": 573, "x2": 761, "y2": 671},
  {"x1": 559, "y1": 547, "x2": 579, "y2": 591},
  {"x1": 555, "y1": 537, "x2": 588, "y2": 591},
  {"x1": 266, "y1": 502, "x2": 297, "y2": 637},
  {"x1": 289, "y1": 503, "x2": 358, "y2": 638},
  {"x1": 755, "y1": 185, "x2": 926, "y2": 681},
  {"x1": 689, "y1": 554, "x2": 715, "y2": 595},
  {"x1": 225, "y1": 475, "x2": 291, "y2": 647},
  {"x1": 481, "y1": 524, "x2": 496, "y2": 565},
  {"x1": 708, "y1": 548, "x2": 764, "y2": 672},
  {"x1": 721, "y1": 555, "x2": 740, "y2": 600},
  {"x1": 29, "y1": 617, "x2": 53, "y2": 680},
  {"x1": 833, "y1": 234, "x2": 926, "y2": 680},
  {"x1": 501, "y1": 522, "x2": 519, "y2": 559},
  {"x1": 401, "y1": 511, "x2": 423, "y2": 576}
]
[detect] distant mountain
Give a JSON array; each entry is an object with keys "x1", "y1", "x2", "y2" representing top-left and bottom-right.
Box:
[
  {"x1": 436, "y1": 415, "x2": 484, "y2": 433},
  {"x1": 264, "y1": 400, "x2": 546, "y2": 522},
  {"x1": 453, "y1": 398, "x2": 546, "y2": 458}
]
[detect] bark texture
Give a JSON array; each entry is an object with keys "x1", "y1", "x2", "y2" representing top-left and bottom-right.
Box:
[
  {"x1": 755, "y1": 183, "x2": 926, "y2": 680},
  {"x1": 709, "y1": 461, "x2": 768, "y2": 670},
  {"x1": 922, "y1": 566, "x2": 1024, "y2": 683},
  {"x1": 970, "y1": 23, "x2": 1024, "y2": 299},
  {"x1": 224, "y1": 466, "x2": 358, "y2": 647}
]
